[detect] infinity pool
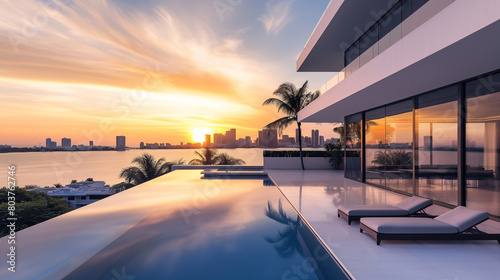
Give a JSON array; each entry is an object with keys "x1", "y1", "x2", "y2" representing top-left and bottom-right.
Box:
[{"x1": 0, "y1": 170, "x2": 351, "y2": 280}]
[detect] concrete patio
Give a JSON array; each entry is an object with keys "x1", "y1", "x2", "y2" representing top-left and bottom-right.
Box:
[{"x1": 267, "y1": 170, "x2": 500, "y2": 280}]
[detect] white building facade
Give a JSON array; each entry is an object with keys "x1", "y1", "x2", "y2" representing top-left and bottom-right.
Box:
[{"x1": 298, "y1": 0, "x2": 500, "y2": 217}]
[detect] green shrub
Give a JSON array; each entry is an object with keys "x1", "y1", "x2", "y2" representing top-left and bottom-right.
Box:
[{"x1": 0, "y1": 187, "x2": 72, "y2": 237}]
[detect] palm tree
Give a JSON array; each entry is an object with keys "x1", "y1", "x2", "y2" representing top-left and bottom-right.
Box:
[
  {"x1": 119, "y1": 154, "x2": 183, "y2": 185},
  {"x1": 189, "y1": 148, "x2": 246, "y2": 165},
  {"x1": 263, "y1": 81, "x2": 320, "y2": 170},
  {"x1": 214, "y1": 153, "x2": 245, "y2": 165},
  {"x1": 264, "y1": 199, "x2": 304, "y2": 258},
  {"x1": 189, "y1": 147, "x2": 219, "y2": 165}
]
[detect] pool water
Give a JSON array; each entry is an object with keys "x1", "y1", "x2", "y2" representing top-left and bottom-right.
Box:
[{"x1": 0, "y1": 170, "x2": 350, "y2": 280}]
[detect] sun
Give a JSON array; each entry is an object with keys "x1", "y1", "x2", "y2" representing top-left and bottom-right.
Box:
[{"x1": 192, "y1": 127, "x2": 213, "y2": 143}]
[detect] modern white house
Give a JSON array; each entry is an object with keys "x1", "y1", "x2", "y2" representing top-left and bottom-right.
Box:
[
  {"x1": 30, "y1": 181, "x2": 113, "y2": 210},
  {"x1": 297, "y1": 0, "x2": 500, "y2": 218}
]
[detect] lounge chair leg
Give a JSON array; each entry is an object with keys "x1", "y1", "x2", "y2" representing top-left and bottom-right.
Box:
[
  {"x1": 360, "y1": 228, "x2": 363, "y2": 233},
  {"x1": 338, "y1": 213, "x2": 340, "y2": 217},
  {"x1": 497, "y1": 240, "x2": 500, "y2": 245},
  {"x1": 377, "y1": 238, "x2": 381, "y2": 245}
]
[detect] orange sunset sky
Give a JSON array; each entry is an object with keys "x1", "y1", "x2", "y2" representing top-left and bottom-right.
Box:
[{"x1": 0, "y1": 0, "x2": 338, "y2": 147}]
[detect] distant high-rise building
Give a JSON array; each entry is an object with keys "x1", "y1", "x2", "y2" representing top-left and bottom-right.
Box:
[
  {"x1": 319, "y1": 136, "x2": 325, "y2": 147},
  {"x1": 295, "y1": 129, "x2": 304, "y2": 145},
  {"x1": 311, "y1": 129, "x2": 319, "y2": 148},
  {"x1": 140, "y1": 142, "x2": 145, "y2": 149},
  {"x1": 204, "y1": 134, "x2": 211, "y2": 147},
  {"x1": 46, "y1": 138, "x2": 52, "y2": 149},
  {"x1": 89, "y1": 141, "x2": 94, "y2": 147},
  {"x1": 61, "y1": 138, "x2": 71, "y2": 148},
  {"x1": 116, "y1": 136, "x2": 126, "y2": 151},
  {"x1": 304, "y1": 136, "x2": 312, "y2": 146},
  {"x1": 214, "y1": 133, "x2": 224, "y2": 146},
  {"x1": 51, "y1": 141, "x2": 57, "y2": 149},
  {"x1": 224, "y1": 129, "x2": 236, "y2": 147},
  {"x1": 259, "y1": 129, "x2": 278, "y2": 148},
  {"x1": 245, "y1": 136, "x2": 252, "y2": 147}
]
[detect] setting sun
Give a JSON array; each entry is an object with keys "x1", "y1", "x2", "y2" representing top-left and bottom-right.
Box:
[{"x1": 192, "y1": 128, "x2": 213, "y2": 143}]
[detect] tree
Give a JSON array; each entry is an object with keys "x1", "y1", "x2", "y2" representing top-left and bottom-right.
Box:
[
  {"x1": 119, "y1": 154, "x2": 183, "y2": 186},
  {"x1": 71, "y1": 179, "x2": 77, "y2": 184},
  {"x1": 189, "y1": 148, "x2": 219, "y2": 165},
  {"x1": 263, "y1": 81, "x2": 320, "y2": 170},
  {"x1": 333, "y1": 120, "x2": 377, "y2": 146},
  {"x1": 0, "y1": 187, "x2": 71, "y2": 237},
  {"x1": 85, "y1": 178, "x2": 93, "y2": 181},
  {"x1": 325, "y1": 141, "x2": 343, "y2": 169},
  {"x1": 188, "y1": 148, "x2": 245, "y2": 166},
  {"x1": 214, "y1": 153, "x2": 245, "y2": 165}
]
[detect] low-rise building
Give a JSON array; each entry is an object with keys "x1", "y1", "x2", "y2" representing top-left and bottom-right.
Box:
[{"x1": 30, "y1": 181, "x2": 113, "y2": 210}]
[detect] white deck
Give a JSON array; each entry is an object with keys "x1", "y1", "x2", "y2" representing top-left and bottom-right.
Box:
[{"x1": 267, "y1": 170, "x2": 500, "y2": 280}]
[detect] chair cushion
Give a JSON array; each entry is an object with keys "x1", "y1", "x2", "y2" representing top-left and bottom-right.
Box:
[
  {"x1": 393, "y1": 196, "x2": 433, "y2": 214},
  {"x1": 361, "y1": 217, "x2": 458, "y2": 234},
  {"x1": 339, "y1": 205, "x2": 408, "y2": 216},
  {"x1": 435, "y1": 206, "x2": 489, "y2": 232}
]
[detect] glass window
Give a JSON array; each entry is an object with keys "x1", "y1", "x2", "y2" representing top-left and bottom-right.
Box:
[
  {"x1": 379, "y1": 2, "x2": 402, "y2": 39},
  {"x1": 365, "y1": 108, "x2": 386, "y2": 186},
  {"x1": 345, "y1": 113, "x2": 362, "y2": 181},
  {"x1": 359, "y1": 24, "x2": 378, "y2": 56},
  {"x1": 345, "y1": 41, "x2": 359, "y2": 66},
  {"x1": 402, "y1": 0, "x2": 412, "y2": 21},
  {"x1": 385, "y1": 100, "x2": 414, "y2": 193},
  {"x1": 466, "y1": 72, "x2": 500, "y2": 216},
  {"x1": 412, "y1": 0, "x2": 428, "y2": 12},
  {"x1": 416, "y1": 86, "x2": 459, "y2": 205}
]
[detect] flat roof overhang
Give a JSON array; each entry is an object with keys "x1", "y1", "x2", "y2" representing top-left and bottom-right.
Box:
[
  {"x1": 297, "y1": 0, "x2": 398, "y2": 72},
  {"x1": 298, "y1": 7, "x2": 500, "y2": 123}
]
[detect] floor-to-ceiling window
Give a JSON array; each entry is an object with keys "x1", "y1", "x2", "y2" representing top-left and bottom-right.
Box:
[
  {"x1": 349, "y1": 70, "x2": 500, "y2": 216},
  {"x1": 415, "y1": 86, "x2": 459, "y2": 205},
  {"x1": 365, "y1": 108, "x2": 386, "y2": 186},
  {"x1": 466, "y1": 72, "x2": 500, "y2": 216},
  {"x1": 385, "y1": 100, "x2": 414, "y2": 193},
  {"x1": 345, "y1": 113, "x2": 362, "y2": 181}
]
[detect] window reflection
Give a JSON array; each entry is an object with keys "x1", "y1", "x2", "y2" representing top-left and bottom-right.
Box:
[
  {"x1": 366, "y1": 108, "x2": 386, "y2": 187},
  {"x1": 385, "y1": 101, "x2": 413, "y2": 193},
  {"x1": 345, "y1": 113, "x2": 362, "y2": 181},
  {"x1": 416, "y1": 86, "x2": 458, "y2": 205},
  {"x1": 466, "y1": 73, "x2": 500, "y2": 216}
]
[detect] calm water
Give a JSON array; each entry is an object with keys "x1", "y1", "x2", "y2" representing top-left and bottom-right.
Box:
[
  {"x1": 0, "y1": 170, "x2": 350, "y2": 279},
  {"x1": 0, "y1": 148, "x2": 269, "y2": 187}
]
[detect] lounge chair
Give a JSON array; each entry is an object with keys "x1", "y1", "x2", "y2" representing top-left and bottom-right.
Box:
[
  {"x1": 338, "y1": 196, "x2": 433, "y2": 225},
  {"x1": 360, "y1": 206, "x2": 500, "y2": 245}
]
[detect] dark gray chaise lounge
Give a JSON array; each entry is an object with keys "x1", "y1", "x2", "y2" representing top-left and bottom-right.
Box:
[
  {"x1": 360, "y1": 206, "x2": 500, "y2": 245},
  {"x1": 338, "y1": 196, "x2": 433, "y2": 225}
]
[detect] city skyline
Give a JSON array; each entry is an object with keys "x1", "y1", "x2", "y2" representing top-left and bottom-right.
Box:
[{"x1": 9, "y1": 126, "x2": 339, "y2": 149}]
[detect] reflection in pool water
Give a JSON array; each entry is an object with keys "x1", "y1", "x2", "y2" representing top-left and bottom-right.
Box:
[
  {"x1": 265, "y1": 199, "x2": 304, "y2": 258},
  {"x1": 0, "y1": 170, "x2": 350, "y2": 280}
]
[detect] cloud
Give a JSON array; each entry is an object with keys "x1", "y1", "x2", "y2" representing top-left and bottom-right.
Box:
[
  {"x1": 0, "y1": 0, "x2": 269, "y2": 99},
  {"x1": 259, "y1": 1, "x2": 293, "y2": 35}
]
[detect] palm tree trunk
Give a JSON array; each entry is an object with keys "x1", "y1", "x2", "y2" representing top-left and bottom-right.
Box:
[{"x1": 297, "y1": 122, "x2": 305, "y2": 170}]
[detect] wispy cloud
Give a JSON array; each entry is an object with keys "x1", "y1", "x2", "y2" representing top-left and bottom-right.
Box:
[
  {"x1": 259, "y1": 1, "x2": 293, "y2": 35},
  {"x1": 0, "y1": 0, "x2": 268, "y2": 99}
]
